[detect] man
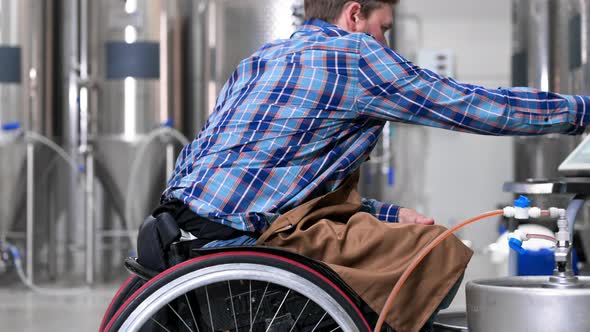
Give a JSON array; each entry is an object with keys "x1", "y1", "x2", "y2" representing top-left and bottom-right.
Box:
[{"x1": 148, "y1": 0, "x2": 590, "y2": 331}]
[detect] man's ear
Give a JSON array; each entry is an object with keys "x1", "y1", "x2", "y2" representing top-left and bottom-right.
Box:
[{"x1": 336, "y1": 1, "x2": 363, "y2": 32}]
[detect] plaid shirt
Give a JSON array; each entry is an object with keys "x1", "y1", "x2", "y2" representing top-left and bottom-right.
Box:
[{"x1": 164, "y1": 19, "x2": 590, "y2": 233}]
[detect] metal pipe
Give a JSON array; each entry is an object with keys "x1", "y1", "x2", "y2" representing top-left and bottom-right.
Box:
[
  {"x1": 160, "y1": 0, "x2": 169, "y2": 124},
  {"x1": 29, "y1": 0, "x2": 41, "y2": 135},
  {"x1": 171, "y1": 3, "x2": 183, "y2": 128},
  {"x1": 63, "y1": 0, "x2": 82, "y2": 281},
  {"x1": 80, "y1": 0, "x2": 94, "y2": 285},
  {"x1": 43, "y1": 0, "x2": 55, "y2": 138},
  {"x1": 87, "y1": 0, "x2": 101, "y2": 285},
  {"x1": 19, "y1": 0, "x2": 31, "y2": 131},
  {"x1": 85, "y1": 153, "x2": 94, "y2": 284},
  {"x1": 166, "y1": 143, "x2": 174, "y2": 182},
  {"x1": 26, "y1": 141, "x2": 34, "y2": 284}
]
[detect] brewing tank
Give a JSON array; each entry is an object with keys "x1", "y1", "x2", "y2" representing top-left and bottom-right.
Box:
[
  {"x1": 511, "y1": 0, "x2": 590, "y2": 265},
  {"x1": 0, "y1": 0, "x2": 25, "y2": 239},
  {"x1": 0, "y1": 0, "x2": 69, "y2": 284},
  {"x1": 91, "y1": 0, "x2": 191, "y2": 280},
  {"x1": 91, "y1": 0, "x2": 169, "y2": 228},
  {"x1": 0, "y1": 0, "x2": 55, "y2": 243},
  {"x1": 512, "y1": 0, "x2": 581, "y2": 182},
  {"x1": 54, "y1": 0, "x2": 188, "y2": 281}
]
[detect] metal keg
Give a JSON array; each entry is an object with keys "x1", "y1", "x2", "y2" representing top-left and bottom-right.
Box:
[{"x1": 467, "y1": 276, "x2": 590, "y2": 332}]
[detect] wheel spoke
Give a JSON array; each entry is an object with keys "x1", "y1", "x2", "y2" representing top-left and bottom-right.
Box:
[
  {"x1": 265, "y1": 290, "x2": 291, "y2": 332},
  {"x1": 227, "y1": 281, "x2": 239, "y2": 331},
  {"x1": 184, "y1": 294, "x2": 200, "y2": 332},
  {"x1": 167, "y1": 304, "x2": 194, "y2": 332},
  {"x1": 289, "y1": 299, "x2": 310, "y2": 332},
  {"x1": 205, "y1": 286, "x2": 215, "y2": 332},
  {"x1": 150, "y1": 317, "x2": 172, "y2": 332},
  {"x1": 249, "y1": 282, "x2": 270, "y2": 332},
  {"x1": 249, "y1": 280, "x2": 253, "y2": 330},
  {"x1": 311, "y1": 312, "x2": 328, "y2": 332}
]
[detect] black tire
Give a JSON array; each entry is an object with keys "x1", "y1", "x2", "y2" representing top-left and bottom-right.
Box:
[
  {"x1": 103, "y1": 251, "x2": 372, "y2": 332},
  {"x1": 100, "y1": 275, "x2": 145, "y2": 331}
]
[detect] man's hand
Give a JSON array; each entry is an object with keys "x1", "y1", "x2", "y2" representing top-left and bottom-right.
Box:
[{"x1": 398, "y1": 208, "x2": 435, "y2": 225}]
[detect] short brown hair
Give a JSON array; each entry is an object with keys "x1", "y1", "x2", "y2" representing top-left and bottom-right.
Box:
[{"x1": 304, "y1": 0, "x2": 398, "y2": 23}]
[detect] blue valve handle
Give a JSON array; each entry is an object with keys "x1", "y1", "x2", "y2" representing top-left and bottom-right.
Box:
[
  {"x1": 509, "y1": 237, "x2": 526, "y2": 254},
  {"x1": 160, "y1": 119, "x2": 174, "y2": 128},
  {"x1": 7, "y1": 245, "x2": 21, "y2": 260},
  {"x1": 514, "y1": 195, "x2": 531, "y2": 208},
  {"x1": 1, "y1": 122, "x2": 22, "y2": 132}
]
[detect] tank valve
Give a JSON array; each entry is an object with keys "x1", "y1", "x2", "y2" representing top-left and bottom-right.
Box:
[
  {"x1": 0, "y1": 122, "x2": 24, "y2": 144},
  {"x1": 1, "y1": 122, "x2": 22, "y2": 132},
  {"x1": 554, "y1": 212, "x2": 570, "y2": 273},
  {"x1": 0, "y1": 242, "x2": 14, "y2": 276},
  {"x1": 503, "y1": 196, "x2": 542, "y2": 219}
]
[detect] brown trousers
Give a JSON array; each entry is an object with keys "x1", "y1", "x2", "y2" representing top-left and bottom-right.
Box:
[{"x1": 256, "y1": 173, "x2": 473, "y2": 332}]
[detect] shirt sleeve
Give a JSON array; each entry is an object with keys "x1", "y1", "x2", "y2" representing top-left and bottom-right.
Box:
[
  {"x1": 355, "y1": 36, "x2": 590, "y2": 136},
  {"x1": 361, "y1": 198, "x2": 401, "y2": 223}
]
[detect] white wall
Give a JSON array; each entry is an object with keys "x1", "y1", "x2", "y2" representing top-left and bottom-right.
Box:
[{"x1": 391, "y1": 0, "x2": 515, "y2": 311}]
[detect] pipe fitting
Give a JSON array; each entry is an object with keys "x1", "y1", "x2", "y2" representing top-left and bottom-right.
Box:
[{"x1": 503, "y1": 206, "x2": 542, "y2": 219}]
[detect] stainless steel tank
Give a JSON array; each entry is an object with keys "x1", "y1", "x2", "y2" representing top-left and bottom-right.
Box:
[
  {"x1": 512, "y1": 0, "x2": 590, "y2": 272},
  {"x1": 565, "y1": 0, "x2": 588, "y2": 96},
  {"x1": 512, "y1": 0, "x2": 580, "y2": 182},
  {"x1": 467, "y1": 277, "x2": 590, "y2": 332},
  {"x1": 92, "y1": 0, "x2": 168, "y2": 228},
  {"x1": 0, "y1": 0, "x2": 64, "y2": 283},
  {"x1": 79, "y1": 0, "x2": 188, "y2": 281},
  {"x1": 0, "y1": 0, "x2": 55, "y2": 237},
  {"x1": 55, "y1": 0, "x2": 160, "y2": 281},
  {"x1": 0, "y1": 0, "x2": 26, "y2": 240}
]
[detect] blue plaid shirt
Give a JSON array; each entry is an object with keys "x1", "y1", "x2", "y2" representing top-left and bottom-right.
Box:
[{"x1": 164, "y1": 19, "x2": 590, "y2": 233}]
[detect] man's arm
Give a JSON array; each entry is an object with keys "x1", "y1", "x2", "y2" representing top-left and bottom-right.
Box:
[
  {"x1": 361, "y1": 198, "x2": 400, "y2": 222},
  {"x1": 356, "y1": 36, "x2": 590, "y2": 135},
  {"x1": 361, "y1": 198, "x2": 434, "y2": 225}
]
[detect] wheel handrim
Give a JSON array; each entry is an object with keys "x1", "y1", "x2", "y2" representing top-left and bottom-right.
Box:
[{"x1": 120, "y1": 263, "x2": 362, "y2": 332}]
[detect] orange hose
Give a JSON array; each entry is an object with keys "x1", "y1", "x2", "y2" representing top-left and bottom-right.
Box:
[{"x1": 373, "y1": 210, "x2": 504, "y2": 332}]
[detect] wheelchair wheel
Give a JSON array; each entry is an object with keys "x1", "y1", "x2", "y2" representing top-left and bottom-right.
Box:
[
  {"x1": 103, "y1": 251, "x2": 372, "y2": 332},
  {"x1": 99, "y1": 275, "x2": 145, "y2": 332}
]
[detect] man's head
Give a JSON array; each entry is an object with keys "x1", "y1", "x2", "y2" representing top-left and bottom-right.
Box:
[{"x1": 304, "y1": 0, "x2": 398, "y2": 44}]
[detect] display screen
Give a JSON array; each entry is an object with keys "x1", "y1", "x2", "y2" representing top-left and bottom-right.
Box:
[
  {"x1": 559, "y1": 135, "x2": 590, "y2": 173},
  {"x1": 571, "y1": 144, "x2": 590, "y2": 163}
]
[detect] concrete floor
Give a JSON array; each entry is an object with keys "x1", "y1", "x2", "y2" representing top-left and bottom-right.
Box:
[
  {"x1": 0, "y1": 282, "x2": 469, "y2": 332},
  {"x1": 0, "y1": 253, "x2": 581, "y2": 331},
  {"x1": 0, "y1": 284, "x2": 116, "y2": 332}
]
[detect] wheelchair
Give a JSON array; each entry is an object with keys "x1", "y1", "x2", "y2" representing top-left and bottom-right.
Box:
[{"x1": 99, "y1": 245, "x2": 384, "y2": 332}]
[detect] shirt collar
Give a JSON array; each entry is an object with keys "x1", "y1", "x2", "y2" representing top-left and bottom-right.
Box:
[{"x1": 293, "y1": 19, "x2": 350, "y2": 38}]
